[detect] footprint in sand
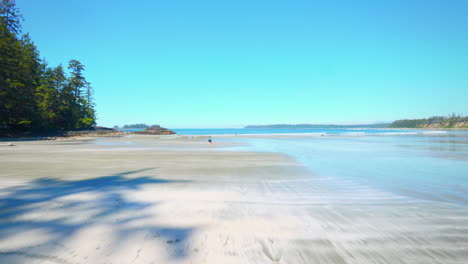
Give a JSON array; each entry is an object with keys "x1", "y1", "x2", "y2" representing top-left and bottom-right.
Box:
[
  {"x1": 259, "y1": 239, "x2": 282, "y2": 264},
  {"x1": 166, "y1": 239, "x2": 181, "y2": 244}
]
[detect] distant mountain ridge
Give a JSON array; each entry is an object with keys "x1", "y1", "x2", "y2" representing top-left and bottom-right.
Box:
[{"x1": 244, "y1": 124, "x2": 390, "y2": 129}]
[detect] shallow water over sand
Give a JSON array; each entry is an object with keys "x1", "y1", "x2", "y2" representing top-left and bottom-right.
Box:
[
  {"x1": 1, "y1": 134, "x2": 467, "y2": 263},
  {"x1": 234, "y1": 133, "x2": 468, "y2": 206}
]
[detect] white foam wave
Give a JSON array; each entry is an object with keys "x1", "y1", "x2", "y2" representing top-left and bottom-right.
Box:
[
  {"x1": 343, "y1": 132, "x2": 366, "y2": 136},
  {"x1": 379, "y1": 132, "x2": 418, "y2": 135},
  {"x1": 421, "y1": 131, "x2": 447, "y2": 134}
]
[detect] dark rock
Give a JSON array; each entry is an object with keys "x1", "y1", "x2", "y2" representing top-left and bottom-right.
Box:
[
  {"x1": 1, "y1": 126, "x2": 124, "y2": 139},
  {"x1": 131, "y1": 126, "x2": 176, "y2": 135},
  {"x1": 64, "y1": 126, "x2": 124, "y2": 137}
]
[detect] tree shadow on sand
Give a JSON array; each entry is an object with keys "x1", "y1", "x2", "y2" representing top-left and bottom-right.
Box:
[{"x1": 0, "y1": 168, "x2": 196, "y2": 263}]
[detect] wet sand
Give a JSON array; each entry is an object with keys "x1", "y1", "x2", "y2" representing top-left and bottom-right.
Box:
[{"x1": 0, "y1": 135, "x2": 467, "y2": 263}]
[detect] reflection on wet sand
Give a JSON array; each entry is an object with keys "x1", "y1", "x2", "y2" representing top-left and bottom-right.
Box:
[{"x1": 0, "y1": 135, "x2": 467, "y2": 263}]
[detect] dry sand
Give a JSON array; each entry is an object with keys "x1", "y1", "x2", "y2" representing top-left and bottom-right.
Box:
[{"x1": 0, "y1": 135, "x2": 467, "y2": 264}]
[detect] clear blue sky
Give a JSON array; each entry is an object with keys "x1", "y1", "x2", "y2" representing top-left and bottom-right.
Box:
[{"x1": 17, "y1": 0, "x2": 468, "y2": 128}]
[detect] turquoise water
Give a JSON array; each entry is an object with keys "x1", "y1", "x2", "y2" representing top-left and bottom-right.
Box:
[
  {"x1": 172, "y1": 128, "x2": 424, "y2": 135},
  {"x1": 119, "y1": 128, "x2": 145, "y2": 132},
  {"x1": 233, "y1": 133, "x2": 468, "y2": 206},
  {"x1": 123, "y1": 127, "x2": 447, "y2": 135},
  {"x1": 123, "y1": 128, "x2": 468, "y2": 206},
  {"x1": 170, "y1": 128, "x2": 468, "y2": 206}
]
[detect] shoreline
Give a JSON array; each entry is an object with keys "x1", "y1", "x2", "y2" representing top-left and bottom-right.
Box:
[
  {"x1": 3, "y1": 126, "x2": 467, "y2": 142},
  {"x1": 1, "y1": 136, "x2": 468, "y2": 263}
]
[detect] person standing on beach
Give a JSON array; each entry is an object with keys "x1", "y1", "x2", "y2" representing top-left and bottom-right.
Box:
[{"x1": 208, "y1": 136, "x2": 212, "y2": 144}]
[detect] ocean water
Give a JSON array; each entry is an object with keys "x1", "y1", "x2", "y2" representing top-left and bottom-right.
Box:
[
  {"x1": 172, "y1": 128, "x2": 426, "y2": 135},
  {"x1": 170, "y1": 128, "x2": 468, "y2": 206},
  {"x1": 234, "y1": 132, "x2": 468, "y2": 206},
  {"x1": 122, "y1": 128, "x2": 468, "y2": 206}
]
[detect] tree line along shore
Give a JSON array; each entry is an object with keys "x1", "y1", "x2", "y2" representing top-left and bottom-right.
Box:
[
  {"x1": 2, "y1": 0, "x2": 466, "y2": 138},
  {"x1": 245, "y1": 115, "x2": 468, "y2": 130},
  {"x1": 1, "y1": 0, "x2": 95, "y2": 137},
  {"x1": 388, "y1": 115, "x2": 468, "y2": 129},
  {"x1": 0, "y1": 1, "x2": 174, "y2": 139}
]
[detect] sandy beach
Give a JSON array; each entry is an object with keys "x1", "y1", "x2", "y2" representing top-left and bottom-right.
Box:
[{"x1": 1, "y1": 135, "x2": 467, "y2": 264}]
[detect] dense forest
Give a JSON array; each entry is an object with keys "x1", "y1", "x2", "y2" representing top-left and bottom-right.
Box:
[
  {"x1": 0, "y1": 0, "x2": 95, "y2": 135},
  {"x1": 390, "y1": 115, "x2": 468, "y2": 128}
]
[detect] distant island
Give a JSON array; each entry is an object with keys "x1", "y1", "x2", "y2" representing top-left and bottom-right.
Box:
[
  {"x1": 122, "y1": 124, "x2": 149, "y2": 129},
  {"x1": 246, "y1": 115, "x2": 468, "y2": 129},
  {"x1": 115, "y1": 124, "x2": 150, "y2": 129},
  {"x1": 112, "y1": 124, "x2": 163, "y2": 129}
]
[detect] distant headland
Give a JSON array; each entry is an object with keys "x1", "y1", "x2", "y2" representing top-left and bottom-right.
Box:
[
  {"x1": 245, "y1": 115, "x2": 468, "y2": 129},
  {"x1": 388, "y1": 115, "x2": 468, "y2": 129},
  {"x1": 245, "y1": 124, "x2": 389, "y2": 129}
]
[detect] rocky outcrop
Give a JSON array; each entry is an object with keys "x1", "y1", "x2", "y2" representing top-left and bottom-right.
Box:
[
  {"x1": 131, "y1": 125, "x2": 176, "y2": 135},
  {"x1": 1, "y1": 127, "x2": 124, "y2": 139},
  {"x1": 64, "y1": 127, "x2": 124, "y2": 137}
]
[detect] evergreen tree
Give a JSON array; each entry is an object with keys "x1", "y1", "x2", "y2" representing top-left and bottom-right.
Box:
[
  {"x1": 0, "y1": 0, "x2": 21, "y2": 33},
  {"x1": 35, "y1": 63, "x2": 62, "y2": 129},
  {"x1": 0, "y1": 0, "x2": 96, "y2": 134},
  {"x1": 66, "y1": 59, "x2": 95, "y2": 129},
  {"x1": 0, "y1": 0, "x2": 23, "y2": 129}
]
